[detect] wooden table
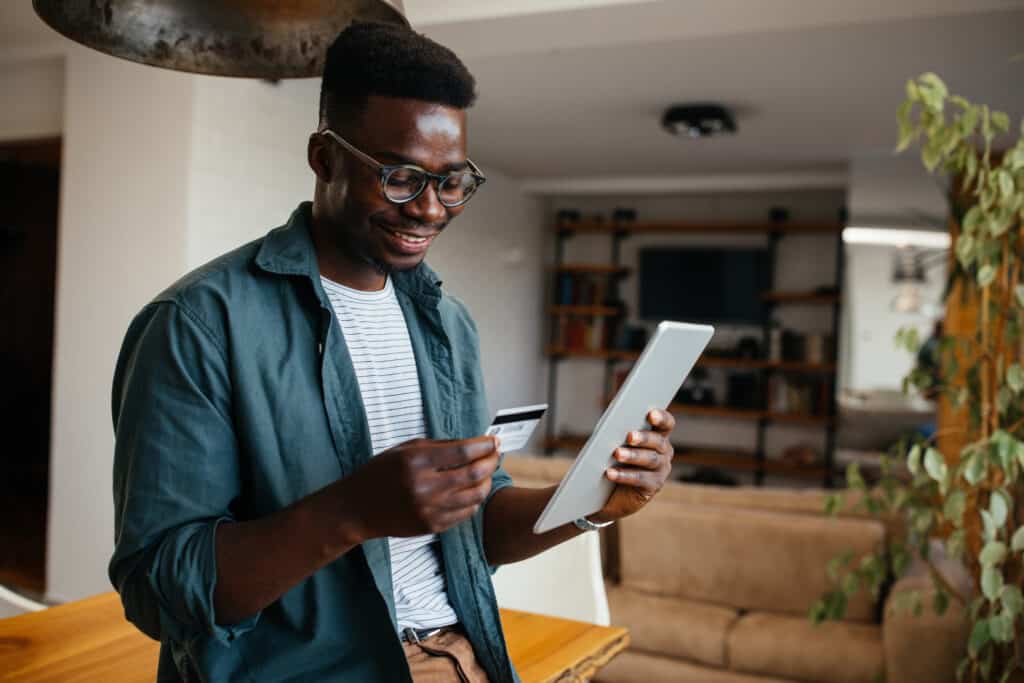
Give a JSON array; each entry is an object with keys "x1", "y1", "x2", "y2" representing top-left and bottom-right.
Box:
[{"x1": 0, "y1": 593, "x2": 628, "y2": 682}]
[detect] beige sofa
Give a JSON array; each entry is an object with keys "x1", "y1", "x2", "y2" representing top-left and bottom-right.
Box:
[{"x1": 502, "y1": 454, "x2": 968, "y2": 683}]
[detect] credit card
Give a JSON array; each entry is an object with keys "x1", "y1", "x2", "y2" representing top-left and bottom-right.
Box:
[{"x1": 485, "y1": 403, "x2": 547, "y2": 453}]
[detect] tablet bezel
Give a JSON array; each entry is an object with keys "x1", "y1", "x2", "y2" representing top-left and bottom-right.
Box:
[{"x1": 532, "y1": 320, "x2": 714, "y2": 534}]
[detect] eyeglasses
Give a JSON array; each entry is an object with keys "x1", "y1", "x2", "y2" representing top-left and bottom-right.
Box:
[{"x1": 319, "y1": 129, "x2": 486, "y2": 208}]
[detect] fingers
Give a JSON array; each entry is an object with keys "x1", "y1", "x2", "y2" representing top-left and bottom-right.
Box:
[
  {"x1": 435, "y1": 476, "x2": 493, "y2": 511},
  {"x1": 624, "y1": 428, "x2": 673, "y2": 456},
  {"x1": 427, "y1": 436, "x2": 500, "y2": 471},
  {"x1": 613, "y1": 446, "x2": 662, "y2": 469},
  {"x1": 646, "y1": 409, "x2": 676, "y2": 433},
  {"x1": 606, "y1": 466, "x2": 662, "y2": 495}
]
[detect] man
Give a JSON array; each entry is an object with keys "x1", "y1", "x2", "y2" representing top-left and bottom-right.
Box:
[{"x1": 110, "y1": 21, "x2": 676, "y2": 682}]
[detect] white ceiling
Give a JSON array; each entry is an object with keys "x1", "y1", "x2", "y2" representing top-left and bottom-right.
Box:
[
  {"x1": 416, "y1": 0, "x2": 1024, "y2": 181},
  {"x1": 3, "y1": 0, "x2": 1023, "y2": 183}
]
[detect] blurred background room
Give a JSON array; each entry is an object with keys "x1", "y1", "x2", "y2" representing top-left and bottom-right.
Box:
[{"x1": 2, "y1": 2, "x2": 1023, "y2": 682}]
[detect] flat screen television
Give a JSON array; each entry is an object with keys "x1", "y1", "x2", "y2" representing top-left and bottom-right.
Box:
[{"x1": 638, "y1": 247, "x2": 771, "y2": 324}]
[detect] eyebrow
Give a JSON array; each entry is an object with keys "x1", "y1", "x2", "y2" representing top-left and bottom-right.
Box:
[{"x1": 374, "y1": 150, "x2": 469, "y2": 173}]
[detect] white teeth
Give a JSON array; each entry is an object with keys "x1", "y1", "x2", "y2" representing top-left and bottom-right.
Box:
[{"x1": 388, "y1": 229, "x2": 428, "y2": 243}]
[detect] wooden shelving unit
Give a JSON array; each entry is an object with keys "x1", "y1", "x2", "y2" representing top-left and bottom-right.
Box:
[
  {"x1": 761, "y1": 291, "x2": 840, "y2": 305},
  {"x1": 551, "y1": 264, "x2": 631, "y2": 276},
  {"x1": 548, "y1": 305, "x2": 620, "y2": 316},
  {"x1": 544, "y1": 211, "x2": 844, "y2": 488}
]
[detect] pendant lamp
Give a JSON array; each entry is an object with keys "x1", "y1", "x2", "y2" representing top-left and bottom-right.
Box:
[{"x1": 33, "y1": 0, "x2": 408, "y2": 79}]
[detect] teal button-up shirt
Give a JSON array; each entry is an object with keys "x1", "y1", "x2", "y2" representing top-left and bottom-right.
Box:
[{"x1": 109, "y1": 203, "x2": 518, "y2": 682}]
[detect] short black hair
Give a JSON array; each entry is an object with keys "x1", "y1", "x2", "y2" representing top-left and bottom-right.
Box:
[{"x1": 319, "y1": 21, "x2": 477, "y2": 129}]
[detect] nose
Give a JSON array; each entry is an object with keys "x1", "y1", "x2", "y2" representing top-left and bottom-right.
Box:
[{"x1": 402, "y1": 180, "x2": 447, "y2": 226}]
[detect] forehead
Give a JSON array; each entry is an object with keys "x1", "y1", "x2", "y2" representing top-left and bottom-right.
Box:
[{"x1": 355, "y1": 95, "x2": 467, "y2": 165}]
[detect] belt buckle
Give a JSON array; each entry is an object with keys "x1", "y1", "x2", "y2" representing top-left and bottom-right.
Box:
[{"x1": 402, "y1": 626, "x2": 444, "y2": 644}]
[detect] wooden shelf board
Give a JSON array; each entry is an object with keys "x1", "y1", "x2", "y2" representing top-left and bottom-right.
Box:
[
  {"x1": 551, "y1": 264, "x2": 631, "y2": 276},
  {"x1": 548, "y1": 305, "x2": 620, "y2": 316},
  {"x1": 762, "y1": 291, "x2": 840, "y2": 305},
  {"x1": 556, "y1": 220, "x2": 841, "y2": 235}
]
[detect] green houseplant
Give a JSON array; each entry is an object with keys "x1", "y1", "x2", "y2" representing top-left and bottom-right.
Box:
[{"x1": 812, "y1": 73, "x2": 1024, "y2": 682}]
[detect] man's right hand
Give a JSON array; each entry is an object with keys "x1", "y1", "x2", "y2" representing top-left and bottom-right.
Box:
[{"x1": 336, "y1": 436, "x2": 501, "y2": 542}]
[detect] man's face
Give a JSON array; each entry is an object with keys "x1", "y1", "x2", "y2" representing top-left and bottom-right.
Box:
[{"x1": 313, "y1": 95, "x2": 469, "y2": 275}]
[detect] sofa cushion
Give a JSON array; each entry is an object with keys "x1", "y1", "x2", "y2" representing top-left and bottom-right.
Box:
[
  {"x1": 606, "y1": 585, "x2": 738, "y2": 668},
  {"x1": 883, "y1": 575, "x2": 968, "y2": 683},
  {"x1": 727, "y1": 612, "x2": 884, "y2": 683},
  {"x1": 595, "y1": 649, "x2": 794, "y2": 683},
  {"x1": 618, "y1": 501, "x2": 884, "y2": 622}
]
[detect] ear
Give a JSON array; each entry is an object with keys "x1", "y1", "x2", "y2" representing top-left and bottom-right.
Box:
[{"x1": 307, "y1": 133, "x2": 334, "y2": 183}]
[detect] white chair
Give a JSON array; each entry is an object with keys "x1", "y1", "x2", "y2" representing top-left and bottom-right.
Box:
[
  {"x1": 0, "y1": 584, "x2": 47, "y2": 619},
  {"x1": 491, "y1": 529, "x2": 610, "y2": 626}
]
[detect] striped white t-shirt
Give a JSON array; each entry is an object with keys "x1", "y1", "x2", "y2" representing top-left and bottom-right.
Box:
[{"x1": 321, "y1": 275, "x2": 458, "y2": 631}]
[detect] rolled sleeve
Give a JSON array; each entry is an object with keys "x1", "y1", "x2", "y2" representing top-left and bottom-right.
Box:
[{"x1": 109, "y1": 300, "x2": 257, "y2": 645}]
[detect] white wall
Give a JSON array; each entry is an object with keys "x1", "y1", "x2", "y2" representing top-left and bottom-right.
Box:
[
  {"x1": 842, "y1": 243, "x2": 944, "y2": 391},
  {"x1": 427, "y1": 168, "x2": 547, "y2": 416},
  {"x1": 185, "y1": 74, "x2": 548, "y2": 422},
  {"x1": 46, "y1": 46, "x2": 193, "y2": 601},
  {"x1": 840, "y1": 154, "x2": 949, "y2": 392},
  {"x1": 186, "y1": 76, "x2": 319, "y2": 267},
  {"x1": 3, "y1": 42, "x2": 544, "y2": 602},
  {"x1": 0, "y1": 57, "x2": 63, "y2": 143}
]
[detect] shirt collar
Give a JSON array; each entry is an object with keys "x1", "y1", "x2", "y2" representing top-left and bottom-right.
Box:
[{"x1": 255, "y1": 202, "x2": 443, "y2": 309}]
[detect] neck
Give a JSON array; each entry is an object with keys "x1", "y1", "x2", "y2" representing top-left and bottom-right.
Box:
[{"x1": 309, "y1": 207, "x2": 388, "y2": 292}]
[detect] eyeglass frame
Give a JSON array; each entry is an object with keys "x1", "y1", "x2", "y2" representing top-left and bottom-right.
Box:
[{"x1": 318, "y1": 128, "x2": 487, "y2": 208}]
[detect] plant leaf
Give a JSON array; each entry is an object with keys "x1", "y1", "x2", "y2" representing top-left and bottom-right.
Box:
[
  {"x1": 980, "y1": 541, "x2": 1007, "y2": 566},
  {"x1": 982, "y1": 565, "x2": 1004, "y2": 600},
  {"x1": 1001, "y1": 585, "x2": 1023, "y2": 617},
  {"x1": 990, "y1": 491, "x2": 1009, "y2": 528},
  {"x1": 1007, "y1": 364, "x2": 1023, "y2": 394},
  {"x1": 920, "y1": 72, "x2": 949, "y2": 99},
  {"x1": 991, "y1": 110, "x2": 1010, "y2": 134},
  {"x1": 1016, "y1": 284, "x2": 1024, "y2": 308},
  {"x1": 907, "y1": 444, "x2": 922, "y2": 476},
  {"x1": 997, "y1": 169, "x2": 1014, "y2": 199},
  {"x1": 969, "y1": 618, "x2": 991, "y2": 657},
  {"x1": 964, "y1": 451, "x2": 987, "y2": 485},
  {"x1": 924, "y1": 447, "x2": 946, "y2": 482},
  {"x1": 982, "y1": 509, "x2": 997, "y2": 542},
  {"x1": 1012, "y1": 526, "x2": 1024, "y2": 553},
  {"x1": 978, "y1": 264, "x2": 996, "y2": 287},
  {"x1": 990, "y1": 612, "x2": 1015, "y2": 643},
  {"x1": 944, "y1": 490, "x2": 966, "y2": 524}
]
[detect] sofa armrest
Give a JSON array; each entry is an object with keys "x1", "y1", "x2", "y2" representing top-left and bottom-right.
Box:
[{"x1": 882, "y1": 574, "x2": 969, "y2": 683}]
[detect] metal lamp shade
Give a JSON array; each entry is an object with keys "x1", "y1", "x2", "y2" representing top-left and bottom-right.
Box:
[{"x1": 33, "y1": 0, "x2": 408, "y2": 79}]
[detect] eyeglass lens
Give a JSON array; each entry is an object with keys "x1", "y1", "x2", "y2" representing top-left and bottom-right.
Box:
[{"x1": 383, "y1": 167, "x2": 480, "y2": 207}]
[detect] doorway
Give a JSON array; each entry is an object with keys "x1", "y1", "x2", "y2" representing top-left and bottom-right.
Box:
[{"x1": 0, "y1": 138, "x2": 61, "y2": 595}]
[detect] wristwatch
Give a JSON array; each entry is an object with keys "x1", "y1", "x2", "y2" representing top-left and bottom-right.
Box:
[{"x1": 573, "y1": 516, "x2": 615, "y2": 532}]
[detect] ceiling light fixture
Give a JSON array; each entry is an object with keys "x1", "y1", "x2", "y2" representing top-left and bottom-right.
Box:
[
  {"x1": 32, "y1": 0, "x2": 408, "y2": 79},
  {"x1": 842, "y1": 227, "x2": 950, "y2": 249},
  {"x1": 662, "y1": 104, "x2": 737, "y2": 139}
]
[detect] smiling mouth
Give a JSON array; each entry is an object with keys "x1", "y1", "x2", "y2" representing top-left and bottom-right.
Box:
[{"x1": 378, "y1": 224, "x2": 440, "y2": 246}]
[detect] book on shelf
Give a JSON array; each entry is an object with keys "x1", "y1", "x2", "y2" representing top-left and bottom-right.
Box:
[{"x1": 554, "y1": 272, "x2": 609, "y2": 306}]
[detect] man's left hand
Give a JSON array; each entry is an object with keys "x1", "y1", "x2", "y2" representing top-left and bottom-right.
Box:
[{"x1": 590, "y1": 409, "x2": 675, "y2": 524}]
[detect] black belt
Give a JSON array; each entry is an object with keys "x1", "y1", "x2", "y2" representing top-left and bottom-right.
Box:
[{"x1": 400, "y1": 624, "x2": 460, "y2": 644}]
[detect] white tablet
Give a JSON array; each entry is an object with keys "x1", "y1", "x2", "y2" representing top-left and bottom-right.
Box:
[{"x1": 533, "y1": 321, "x2": 714, "y2": 534}]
